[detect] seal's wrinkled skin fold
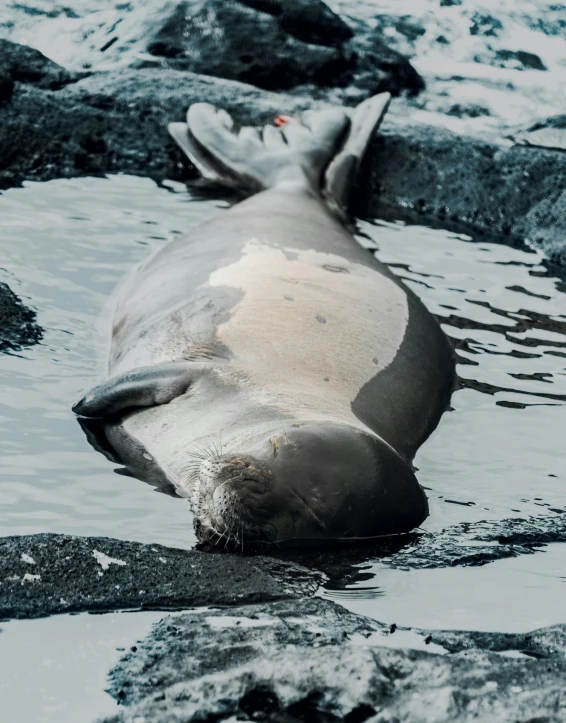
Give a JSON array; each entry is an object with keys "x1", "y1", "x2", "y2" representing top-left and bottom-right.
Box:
[{"x1": 74, "y1": 95, "x2": 455, "y2": 548}]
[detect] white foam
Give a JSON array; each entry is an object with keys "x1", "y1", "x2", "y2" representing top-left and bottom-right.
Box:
[{"x1": 0, "y1": 0, "x2": 563, "y2": 133}]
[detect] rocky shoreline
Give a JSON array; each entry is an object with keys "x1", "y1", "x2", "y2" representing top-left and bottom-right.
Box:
[
  {"x1": 3, "y1": 510, "x2": 566, "y2": 623},
  {"x1": 1, "y1": 26, "x2": 565, "y2": 268},
  {"x1": 103, "y1": 598, "x2": 566, "y2": 723},
  {"x1": 3, "y1": 529, "x2": 566, "y2": 721},
  {"x1": 1, "y1": 1, "x2": 566, "y2": 720}
]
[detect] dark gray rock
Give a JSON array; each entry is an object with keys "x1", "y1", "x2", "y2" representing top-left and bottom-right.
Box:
[
  {"x1": 0, "y1": 39, "x2": 81, "y2": 90},
  {"x1": 0, "y1": 282, "x2": 43, "y2": 353},
  {"x1": 143, "y1": 0, "x2": 421, "y2": 97},
  {"x1": 146, "y1": 0, "x2": 354, "y2": 92},
  {"x1": 101, "y1": 597, "x2": 566, "y2": 723},
  {"x1": 0, "y1": 54, "x2": 564, "y2": 265},
  {"x1": 0, "y1": 534, "x2": 319, "y2": 620},
  {"x1": 0, "y1": 68, "x2": 315, "y2": 189},
  {"x1": 358, "y1": 119, "x2": 566, "y2": 266},
  {"x1": 2, "y1": 514, "x2": 564, "y2": 623},
  {"x1": 494, "y1": 49, "x2": 547, "y2": 71},
  {"x1": 346, "y1": 34, "x2": 425, "y2": 98},
  {"x1": 239, "y1": 0, "x2": 354, "y2": 47},
  {"x1": 469, "y1": 13, "x2": 503, "y2": 37}
]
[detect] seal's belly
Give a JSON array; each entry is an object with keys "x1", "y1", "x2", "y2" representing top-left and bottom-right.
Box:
[
  {"x1": 112, "y1": 238, "x2": 408, "y2": 431},
  {"x1": 207, "y1": 240, "x2": 408, "y2": 428}
]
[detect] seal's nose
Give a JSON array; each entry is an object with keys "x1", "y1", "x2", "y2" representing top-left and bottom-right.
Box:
[
  {"x1": 201, "y1": 454, "x2": 277, "y2": 545},
  {"x1": 213, "y1": 454, "x2": 271, "y2": 491}
]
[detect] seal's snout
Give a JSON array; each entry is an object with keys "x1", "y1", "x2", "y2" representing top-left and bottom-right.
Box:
[
  {"x1": 192, "y1": 422, "x2": 429, "y2": 548},
  {"x1": 213, "y1": 454, "x2": 271, "y2": 491},
  {"x1": 195, "y1": 453, "x2": 278, "y2": 546}
]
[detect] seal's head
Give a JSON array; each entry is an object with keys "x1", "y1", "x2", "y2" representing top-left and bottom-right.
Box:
[{"x1": 188, "y1": 422, "x2": 428, "y2": 548}]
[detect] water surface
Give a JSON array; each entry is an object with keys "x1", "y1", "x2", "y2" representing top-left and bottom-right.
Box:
[{"x1": 1, "y1": 174, "x2": 565, "y2": 630}]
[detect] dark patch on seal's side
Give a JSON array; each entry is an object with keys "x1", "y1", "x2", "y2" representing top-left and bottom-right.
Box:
[
  {"x1": 351, "y1": 293, "x2": 456, "y2": 460},
  {"x1": 0, "y1": 282, "x2": 43, "y2": 353}
]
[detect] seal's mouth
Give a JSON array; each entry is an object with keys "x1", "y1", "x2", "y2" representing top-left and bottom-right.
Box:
[{"x1": 187, "y1": 454, "x2": 278, "y2": 548}]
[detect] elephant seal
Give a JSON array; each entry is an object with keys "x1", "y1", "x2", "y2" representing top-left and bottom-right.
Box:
[{"x1": 73, "y1": 94, "x2": 455, "y2": 547}]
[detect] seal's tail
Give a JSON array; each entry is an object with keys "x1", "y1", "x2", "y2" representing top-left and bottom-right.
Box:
[{"x1": 168, "y1": 92, "x2": 390, "y2": 221}]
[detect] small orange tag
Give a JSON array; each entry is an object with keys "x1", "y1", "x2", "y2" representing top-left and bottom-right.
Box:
[{"x1": 274, "y1": 114, "x2": 294, "y2": 127}]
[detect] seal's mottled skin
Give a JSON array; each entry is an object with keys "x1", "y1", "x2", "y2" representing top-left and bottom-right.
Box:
[{"x1": 74, "y1": 99, "x2": 455, "y2": 546}]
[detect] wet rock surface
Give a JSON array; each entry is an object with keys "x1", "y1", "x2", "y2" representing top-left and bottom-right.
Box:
[
  {"x1": 101, "y1": 597, "x2": 566, "y2": 723},
  {"x1": 0, "y1": 534, "x2": 319, "y2": 620},
  {"x1": 2, "y1": 513, "x2": 566, "y2": 622},
  {"x1": 0, "y1": 0, "x2": 564, "y2": 265},
  {"x1": 0, "y1": 68, "x2": 314, "y2": 190},
  {"x1": 1, "y1": 66, "x2": 565, "y2": 265},
  {"x1": 0, "y1": 282, "x2": 43, "y2": 353},
  {"x1": 358, "y1": 119, "x2": 566, "y2": 266},
  {"x1": 105, "y1": 598, "x2": 383, "y2": 708}
]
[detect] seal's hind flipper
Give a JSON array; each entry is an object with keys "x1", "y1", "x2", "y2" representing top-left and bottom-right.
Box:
[
  {"x1": 72, "y1": 362, "x2": 199, "y2": 418},
  {"x1": 323, "y1": 92, "x2": 391, "y2": 222},
  {"x1": 168, "y1": 122, "x2": 242, "y2": 189},
  {"x1": 169, "y1": 102, "x2": 349, "y2": 194}
]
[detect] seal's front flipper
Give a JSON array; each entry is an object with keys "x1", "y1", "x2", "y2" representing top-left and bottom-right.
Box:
[
  {"x1": 323, "y1": 92, "x2": 391, "y2": 222},
  {"x1": 72, "y1": 362, "x2": 198, "y2": 418}
]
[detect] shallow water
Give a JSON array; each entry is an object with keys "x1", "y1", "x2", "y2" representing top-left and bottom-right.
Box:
[
  {"x1": 1, "y1": 174, "x2": 565, "y2": 633},
  {"x1": 0, "y1": 176, "x2": 226, "y2": 548},
  {"x1": 0, "y1": 610, "x2": 164, "y2": 723},
  {"x1": 321, "y1": 543, "x2": 566, "y2": 633}
]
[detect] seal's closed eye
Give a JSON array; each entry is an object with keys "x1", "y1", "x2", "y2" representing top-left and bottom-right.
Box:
[{"x1": 72, "y1": 361, "x2": 204, "y2": 418}]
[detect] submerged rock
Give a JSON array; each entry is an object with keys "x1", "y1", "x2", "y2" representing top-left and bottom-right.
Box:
[
  {"x1": 280, "y1": 513, "x2": 566, "y2": 588},
  {"x1": 0, "y1": 534, "x2": 319, "y2": 620},
  {"x1": 102, "y1": 597, "x2": 566, "y2": 723},
  {"x1": 0, "y1": 282, "x2": 43, "y2": 353}
]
